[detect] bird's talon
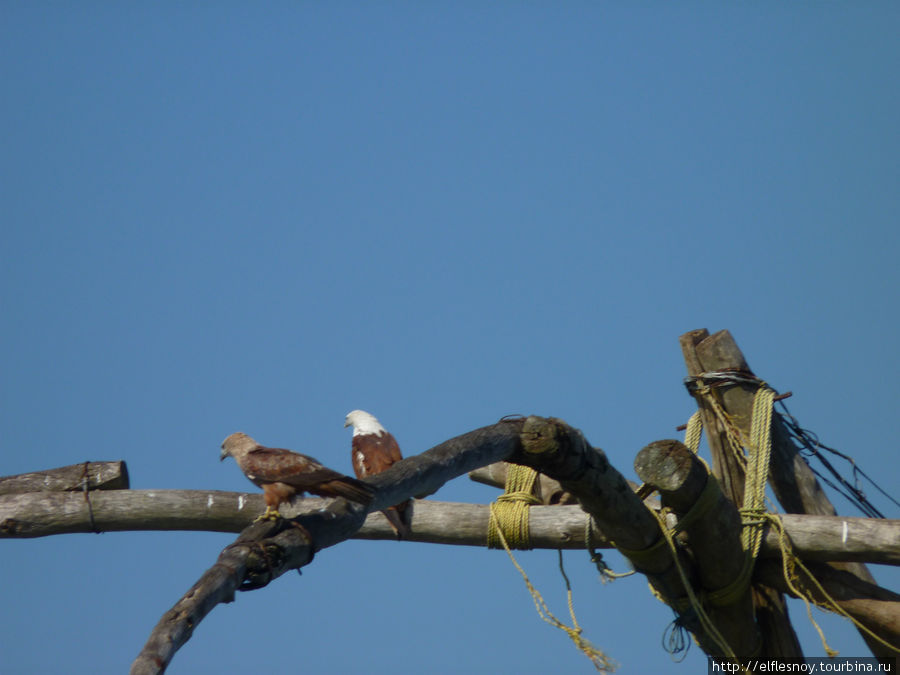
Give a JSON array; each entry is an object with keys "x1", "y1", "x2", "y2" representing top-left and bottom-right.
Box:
[{"x1": 253, "y1": 507, "x2": 282, "y2": 522}]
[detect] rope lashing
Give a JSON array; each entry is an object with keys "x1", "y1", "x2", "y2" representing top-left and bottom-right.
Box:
[
  {"x1": 488, "y1": 499, "x2": 615, "y2": 672},
  {"x1": 486, "y1": 464, "x2": 541, "y2": 550},
  {"x1": 740, "y1": 386, "x2": 774, "y2": 560},
  {"x1": 622, "y1": 381, "x2": 776, "y2": 664},
  {"x1": 680, "y1": 377, "x2": 900, "y2": 656},
  {"x1": 682, "y1": 384, "x2": 775, "y2": 603},
  {"x1": 689, "y1": 378, "x2": 748, "y2": 470},
  {"x1": 684, "y1": 411, "x2": 703, "y2": 454},
  {"x1": 486, "y1": 463, "x2": 614, "y2": 671}
]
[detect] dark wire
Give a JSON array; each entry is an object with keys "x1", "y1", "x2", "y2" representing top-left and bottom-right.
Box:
[{"x1": 777, "y1": 401, "x2": 900, "y2": 518}]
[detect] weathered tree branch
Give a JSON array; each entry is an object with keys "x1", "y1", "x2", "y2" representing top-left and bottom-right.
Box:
[{"x1": 130, "y1": 421, "x2": 527, "y2": 674}]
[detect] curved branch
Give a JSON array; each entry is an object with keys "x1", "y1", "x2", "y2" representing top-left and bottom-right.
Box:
[{"x1": 130, "y1": 420, "x2": 524, "y2": 674}]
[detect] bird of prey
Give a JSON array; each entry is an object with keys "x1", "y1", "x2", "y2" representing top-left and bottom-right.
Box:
[
  {"x1": 220, "y1": 432, "x2": 375, "y2": 521},
  {"x1": 344, "y1": 410, "x2": 412, "y2": 538}
]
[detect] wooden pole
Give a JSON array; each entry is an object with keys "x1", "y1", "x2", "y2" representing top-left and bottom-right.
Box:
[
  {"x1": 635, "y1": 439, "x2": 761, "y2": 656},
  {"x1": 680, "y1": 328, "x2": 804, "y2": 657},
  {"x1": 680, "y1": 329, "x2": 899, "y2": 658},
  {"x1": 3, "y1": 489, "x2": 898, "y2": 565}
]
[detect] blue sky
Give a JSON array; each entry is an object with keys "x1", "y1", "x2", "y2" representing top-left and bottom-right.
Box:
[{"x1": 2, "y1": 4, "x2": 898, "y2": 673}]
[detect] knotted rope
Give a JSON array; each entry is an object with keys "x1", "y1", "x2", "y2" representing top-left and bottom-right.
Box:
[
  {"x1": 681, "y1": 376, "x2": 900, "y2": 656},
  {"x1": 486, "y1": 464, "x2": 541, "y2": 550},
  {"x1": 487, "y1": 464, "x2": 615, "y2": 671}
]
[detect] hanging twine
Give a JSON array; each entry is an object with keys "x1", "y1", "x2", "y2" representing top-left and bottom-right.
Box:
[
  {"x1": 486, "y1": 464, "x2": 615, "y2": 671},
  {"x1": 488, "y1": 503, "x2": 615, "y2": 671}
]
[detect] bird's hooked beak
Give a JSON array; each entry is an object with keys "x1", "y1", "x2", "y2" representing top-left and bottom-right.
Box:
[
  {"x1": 220, "y1": 445, "x2": 228, "y2": 461},
  {"x1": 343, "y1": 418, "x2": 351, "y2": 428}
]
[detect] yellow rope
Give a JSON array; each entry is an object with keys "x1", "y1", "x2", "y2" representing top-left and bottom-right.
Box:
[
  {"x1": 764, "y1": 511, "x2": 900, "y2": 655},
  {"x1": 486, "y1": 464, "x2": 615, "y2": 671},
  {"x1": 486, "y1": 464, "x2": 541, "y2": 549},
  {"x1": 585, "y1": 516, "x2": 635, "y2": 581},
  {"x1": 684, "y1": 411, "x2": 703, "y2": 453},
  {"x1": 634, "y1": 384, "x2": 768, "y2": 664},
  {"x1": 684, "y1": 379, "x2": 900, "y2": 656},
  {"x1": 692, "y1": 381, "x2": 748, "y2": 470},
  {"x1": 734, "y1": 385, "x2": 774, "y2": 593},
  {"x1": 488, "y1": 505, "x2": 616, "y2": 672},
  {"x1": 648, "y1": 507, "x2": 741, "y2": 662},
  {"x1": 682, "y1": 387, "x2": 775, "y2": 611}
]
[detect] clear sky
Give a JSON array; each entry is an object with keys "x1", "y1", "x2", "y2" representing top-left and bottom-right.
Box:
[{"x1": 2, "y1": 4, "x2": 898, "y2": 674}]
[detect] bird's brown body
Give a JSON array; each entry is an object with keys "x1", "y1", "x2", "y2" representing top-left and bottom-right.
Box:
[
  {"x1": 345, "y1": 410, "x2": 412, "y2": 538},
  {"x1": 221, "y1": 432, "x2": 374, "y2": 520}
]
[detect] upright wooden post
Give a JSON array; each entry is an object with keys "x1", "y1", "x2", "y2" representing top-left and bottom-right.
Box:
[
  {"x1": 680, "y1": 329, "x2": 898, "y2": 658},
  {"x1": 680, "y1": 329, "x2": 803, "y2": 657}
]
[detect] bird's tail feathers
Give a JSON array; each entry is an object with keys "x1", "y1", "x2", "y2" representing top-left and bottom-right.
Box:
[
  {"x1": 383, "y1": 498, "x2": 413, "y2": 539},
  {"x1": 325, "y1": 477, "x2": 376, "y2": 505}
]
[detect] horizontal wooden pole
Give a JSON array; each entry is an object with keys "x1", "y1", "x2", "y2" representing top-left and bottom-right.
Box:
[{"x1": 3, "y1": 489, "x2": 897, "y2": 566}]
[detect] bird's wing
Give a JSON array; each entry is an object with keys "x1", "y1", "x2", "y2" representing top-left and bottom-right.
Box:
[
  {"x1": 383, "y1": 431, "x2": 404, "y2": 464},
  {"x1": 245, "y1": 447, "x2": 347, "y2": 487}
]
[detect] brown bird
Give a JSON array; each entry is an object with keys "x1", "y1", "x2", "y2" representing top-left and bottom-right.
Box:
[
  {"x1": 220, "y1": 432, "x2": 375, "y2": 521},
  {"x1": 344, "y1": 410, "x2": 412, "y2": 538}
]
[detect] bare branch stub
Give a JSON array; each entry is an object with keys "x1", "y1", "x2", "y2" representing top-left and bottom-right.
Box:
[{"x1": 0, "y1": 461, "x2": 129, "y2": 495}]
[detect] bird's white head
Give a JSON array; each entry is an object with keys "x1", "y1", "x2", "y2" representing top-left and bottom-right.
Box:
[{"x1": 344, "y1": 409, "x2": 386, "y2": 436}]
